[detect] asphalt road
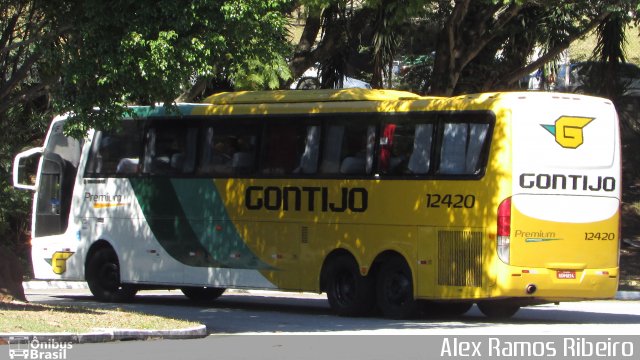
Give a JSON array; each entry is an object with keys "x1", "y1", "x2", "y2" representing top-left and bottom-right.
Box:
[
  {"x1": 10, "y1": 288, "x2": 640, "y2": 360},
  {"x1": 23, "y1": 288, "x2": 640, "y2": 335}
]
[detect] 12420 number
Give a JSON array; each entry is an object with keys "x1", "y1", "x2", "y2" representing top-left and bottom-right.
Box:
[
  {"x1": 584, "y1": 232, "x2": 615, "y2": 240},
  {"x1": 425, "y1": 194, "x2": 476, "y2": 208}
]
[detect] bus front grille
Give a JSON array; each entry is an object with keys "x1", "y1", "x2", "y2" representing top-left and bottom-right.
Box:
[{"x1": 437, "y1": 230, "x2": 483, "y2": 287}]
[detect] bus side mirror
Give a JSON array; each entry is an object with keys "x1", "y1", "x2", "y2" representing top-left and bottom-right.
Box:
[{"x1": 13, "y1": 147, "x2": 43, "y2": 191}]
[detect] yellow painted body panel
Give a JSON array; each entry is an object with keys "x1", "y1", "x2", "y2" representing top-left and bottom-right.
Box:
[
  {"x1": 214, "y1": 173, "x2": 513, "y2": 298},
  {"x1": 201, "y1": 90, "x2": 619, "y2": 303},
  {"x1": 492, "y1": 264, "x2": 619, "y2": 301},
  {"x1": 510, "y1": 207, "x2": 619, "y2": 270}
]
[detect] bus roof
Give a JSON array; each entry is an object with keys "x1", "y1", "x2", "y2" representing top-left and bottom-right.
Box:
[
  {"x1": 202, "y1": 89, "x2": 421, "y2": 104},
  {"x1": 126, "y1": 91, "x2": 614, "y2": 119}
]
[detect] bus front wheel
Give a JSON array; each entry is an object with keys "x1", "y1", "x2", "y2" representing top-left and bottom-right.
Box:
[
  {"x1": 181, "y1": 287, "x2": 226, "y2": 303},
  {"x1": 376, "y1": 256, "x2": 418, "y2": 319},
  {"x1": 477, "y1": 301, "x2": 520, "y2": 319},
  {"x1": 324, "y1": 255, "x2": 375, "y2": 316},
  {"x1": 86, "y1": 247, "x2": 137, "y2": 302}
]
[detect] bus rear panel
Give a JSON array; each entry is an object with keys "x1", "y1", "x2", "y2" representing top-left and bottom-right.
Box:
[{"x1": 496, "y1": 93, "x2": 620, "y2": 302}]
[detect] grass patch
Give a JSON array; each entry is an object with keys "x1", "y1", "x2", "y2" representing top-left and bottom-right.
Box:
[{"x1": 0, "y1": 302, "x2": 201, "y2": 333}]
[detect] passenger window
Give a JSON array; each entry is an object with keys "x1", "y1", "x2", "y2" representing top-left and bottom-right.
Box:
[
  {"x1": 438, "y1": 122, "x2": 490, "y2": 175},
  {"x1": 143, "y1": 124, "x2": 198, "y2": 176},
  {"x1": 85, "y1": 121, "x2": 142, "y2": 176},
  {"x1": 320, "y1": 123, "x2": 375, "y2": 175},
  {"x1": 198, "y1": 124, "x2": 258, "y2": 176},
  {"x1": 261, "y1": 124, "x2": 320, "y2": 175},
  {"x1": 378, "y1": 123, "x2": 433, "y2": 175}
]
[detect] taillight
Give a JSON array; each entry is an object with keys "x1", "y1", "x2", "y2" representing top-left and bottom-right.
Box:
[{"x1": 497, "y1": 197, "x2": 511, "y2": 264}]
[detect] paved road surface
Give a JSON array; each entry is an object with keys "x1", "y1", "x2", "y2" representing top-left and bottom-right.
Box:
[
  {"x1": 24, "y1": 288, "x2": 640, "y2": 335},
  {"x1": 8, "y1": 288, "x2": 640, "y2": 360}
]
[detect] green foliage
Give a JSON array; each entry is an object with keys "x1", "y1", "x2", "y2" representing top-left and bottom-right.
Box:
[
  {"x1": 0, "y1": 0, "x2": 294, "y2": 263},
  {"x1": 295, "y1": 0, "x2": 640, "y2": 95},
  {"x1": 39, "y1": 0, "x2": 292, "y2": 136},
  {"x1": 0, "y1": 93, "x2": 49, "y2": 277},
  {"x1": 396, "y1": 54, "x2": 433, "y2": 94}
]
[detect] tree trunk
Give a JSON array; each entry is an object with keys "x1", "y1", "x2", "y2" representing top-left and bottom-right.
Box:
[
  {"x1": 0, "y1": 246, "x2": 26, "y2": 302},
  {"x1": 429, "y1": 1, "x2": 521, "y2": 96},
  {"x1": 289, "y1": 7, "x2": 324, "y2": 81},
  {"x1": 429, "y1": 0, "x2": 471, "y2": 96}
]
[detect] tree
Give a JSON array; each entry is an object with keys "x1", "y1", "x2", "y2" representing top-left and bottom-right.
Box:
[
  {"x1": 0, "y1": 1, "x2": 59, "y2": 302},
  {"x1": 290, "y1": 0, "x2": 637, "y2": 95},
  {"x1": 288, "y1": 1, "x2": 379, "y2": 87},
  {"x1": 369, "y1": 0, "x2": 411, "y2": 88},
  {"x1": 40, "y1": 0, "x2": 293, "y2": 136},
  {"x1": 576, "y1": 11, "x2": 631, "y2": 98},
  {"x1": 0, "y1": 0, "x2": 294, "y2": 302}
]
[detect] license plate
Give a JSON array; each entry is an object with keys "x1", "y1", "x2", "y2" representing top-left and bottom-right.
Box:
[{"x1": 557, "y1": 270, "x2": 576, "y2": 279}]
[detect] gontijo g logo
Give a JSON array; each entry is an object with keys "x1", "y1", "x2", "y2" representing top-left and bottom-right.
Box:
[{"x1": 541, "y1": 116, "x2": 594, "y2": 149}]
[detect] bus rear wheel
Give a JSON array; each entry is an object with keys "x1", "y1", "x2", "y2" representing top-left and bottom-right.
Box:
[
  {"x1": 376, "y1": 257, "x2": 418, "y2": 319},
  {"x1": 181, "y1": 287, "x2": 226, "y2": 303},
  {"x1": 324, "y1": 255, "x2": 375, "y2": 316},
  {"x1": 477, "y1": 301, "x2": 520, "y2": 319},
  {"x1": 86, "y1": 247, "x2": 137, "y2": 302}
]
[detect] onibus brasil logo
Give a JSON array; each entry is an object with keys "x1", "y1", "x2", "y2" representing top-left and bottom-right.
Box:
[
  {"x1": 541, "y1": 116, "x2": 594, "y2": 149},
  {"x1": 8, "y1": 336, "x2": 72, "y2": 359}
]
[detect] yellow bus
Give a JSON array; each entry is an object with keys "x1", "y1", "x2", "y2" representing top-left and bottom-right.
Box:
[{"x1": 13, "y1": 89, "x2": 620, "y2": 319}]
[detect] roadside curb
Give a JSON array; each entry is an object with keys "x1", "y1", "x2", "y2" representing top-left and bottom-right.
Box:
[
  {"x1": 0, "y1": 325, "x2": 208, "y2": 344},
  {"x1": 23, "y1": 281, "x2": 88, "y2": 290},
  {"x1": 12, "y1": 281, "x2": 209, "y2": 344}
]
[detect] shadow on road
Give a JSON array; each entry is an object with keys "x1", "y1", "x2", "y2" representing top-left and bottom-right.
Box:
[{"x1": 26, "y1": 290, "x2": 640, "y2": 334}]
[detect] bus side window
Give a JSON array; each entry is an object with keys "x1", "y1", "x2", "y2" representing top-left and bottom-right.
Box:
[
  {"x1": 296, "y1": 126, "x2": 321, "y2": 174},
  {"x1": 438, "y1": 122, "x2": 489, "y2": 175},
  {"x1": 378, "y1": 123, "x2": 433, "y2": 175},
  {"x1": 85, "y1": 122, "x2": 142, "y2": 177},
  {"x1": 261, "y1": 123, "x2": 319, "y2": 175},
  {"x1": 143, "y1": 124, "x2": 197, "y2": 176},
  {"x1": 319, "y1": 125, "x2": 344, "y2": 174},
  {"x1": 408, "y1": 124, "x2": 433, "y2": 174},
  {"x1": 320, "y1": 123, "x2": 374, "y2": 176},
  {"x1": 198, "y1": 124, "x2": 258, "y2": 176}
]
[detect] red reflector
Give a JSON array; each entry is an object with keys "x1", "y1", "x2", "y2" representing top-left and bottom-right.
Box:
[
  {"x1": 497, "y1": 197, "x2": 512, "y2": 236},
  {"x1": 522, "y1": 269, "x2": 530, "y2": 273}
]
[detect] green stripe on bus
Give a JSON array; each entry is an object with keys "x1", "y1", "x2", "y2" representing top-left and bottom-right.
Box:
[
  {"x1": 130, "y1": 178, "x2": 272, "y2": 270},
  {"x1": 127, "y1": 105, "x2": 198, "y2": 118}
]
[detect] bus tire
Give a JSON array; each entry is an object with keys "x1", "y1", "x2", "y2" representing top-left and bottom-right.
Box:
[
  {"x1": 181, "y1": 287, "x2": 226, "y2": 303},
  {"x1": 376, "y1": 256, "x2": 418, "y2": 319},
  {"x1": 86, "y1": 247, "x2": 137, "y2": 302},
  {"x1": 324, "y1": 254, "x2": 375, "y2": 317},
  {"x1": 477, "y1": 301, "x2": 520, "y2": 319}
]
